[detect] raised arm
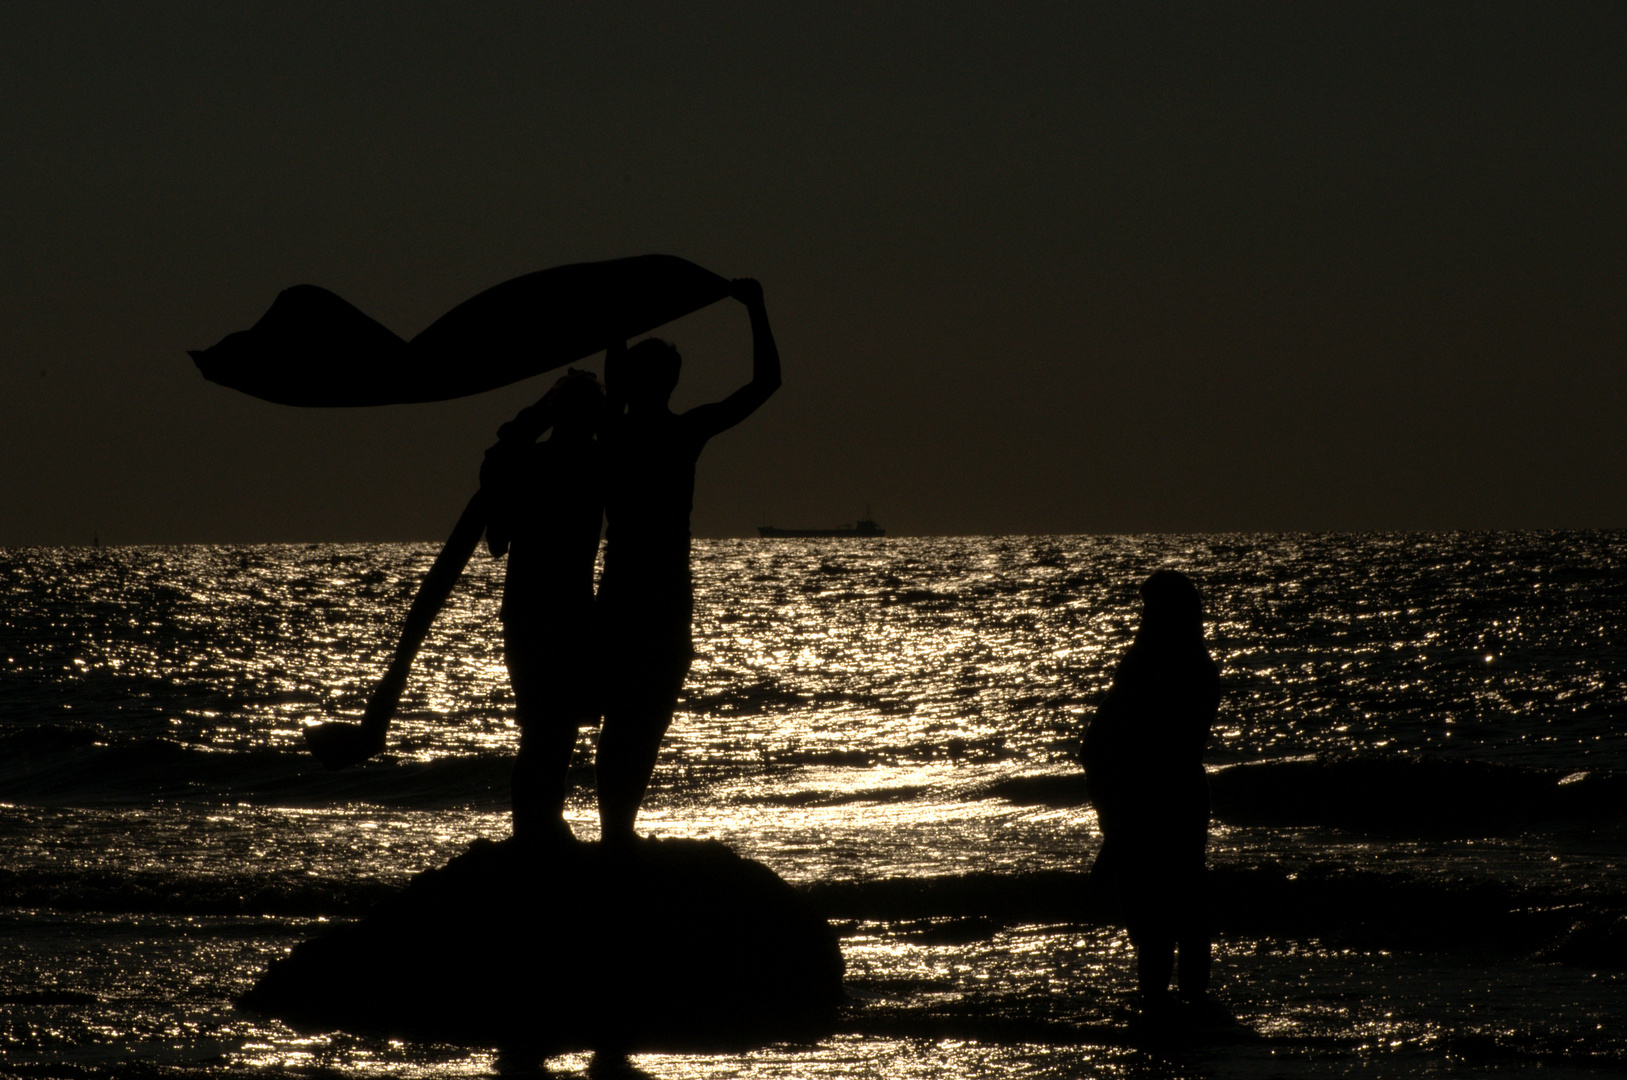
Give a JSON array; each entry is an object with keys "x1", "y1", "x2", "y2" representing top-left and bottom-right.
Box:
[
  {"x1": 686, "y1": 278, "x2": 781, "y2": 438},
  {"x1": 479, "y1": 392, "x2": 557, "y2": 558},
  {"x1": 492, "y1": 391, "x2": 556, "y2": 448}
]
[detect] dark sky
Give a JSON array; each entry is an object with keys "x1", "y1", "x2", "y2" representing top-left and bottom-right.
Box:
[{"x1": 3, "y1": 2, "x2": 1623, "y2": 545}]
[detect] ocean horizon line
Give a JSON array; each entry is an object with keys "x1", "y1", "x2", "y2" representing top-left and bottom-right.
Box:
[{"x1": 4, "y1": 524, "x2": 1624, "y2": 551}]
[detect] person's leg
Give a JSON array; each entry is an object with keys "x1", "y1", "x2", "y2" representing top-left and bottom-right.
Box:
[
  {"x1": 1122, "y1": 852, "x2": 1177, "y2": 1001},
  {"x1": 512, "y1": 721, "x2": 579, "y2": 844},
  {"x1": 1132, "y1": 927, "x2": 1176, "y2": 999},
  {"x1": 595, "y1": 651, "x2": 686, "y2": 847},
  {"x1": 1176, "y1": 859, "x2": 1211, "y2": 997},
  {"x1": 595, "y1": 707, "x2": 670, "y2": 847},
  {"x1": 1177, "y1": 932, "x2": 1211, "y2": 997},
  {"x1": 506, "y1": 628, "x2": 582, "y2": 844}
]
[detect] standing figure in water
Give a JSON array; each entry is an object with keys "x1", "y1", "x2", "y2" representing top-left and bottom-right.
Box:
[
  {"x1": 1083, "y1": 569, "x2": 1220, "y2": 1003},
  {"x1": 481, "y1": 371, "x2": 605, "y2": 845},
  {"x1": 596, "y1": 278, "x2": 780, "y2": 848}
]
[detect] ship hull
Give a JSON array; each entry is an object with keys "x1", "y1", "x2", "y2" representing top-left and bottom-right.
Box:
[{"x1": 757, "y1": 524, "x2": 885, "y2": 538}]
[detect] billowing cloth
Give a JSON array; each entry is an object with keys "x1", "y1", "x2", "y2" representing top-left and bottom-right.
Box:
[{"x1": 189, "y1": 255, "x2": 730, "y2": 407}]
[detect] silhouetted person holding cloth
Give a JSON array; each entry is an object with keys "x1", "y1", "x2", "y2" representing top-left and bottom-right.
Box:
[
  {"x1": 1084, "y1": 569, "x2": 1220, "y2": 1005},
  {"x1": 596, "y1": 278, "x2": 780, "y2": 848},
  {"x1": 481, "y1": 370, "x2": 606, "y2": 845}
]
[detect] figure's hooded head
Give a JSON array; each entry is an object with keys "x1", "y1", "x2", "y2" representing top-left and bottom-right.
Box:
[
  {"x1": 1139, "y1": 569, "x2": 1204, "y2": 630},
  {"x1": 622, "y1": 338, "x2": 682, "y2": 406}
]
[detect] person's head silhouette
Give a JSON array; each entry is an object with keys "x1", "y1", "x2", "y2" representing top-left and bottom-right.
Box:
[
  {"x1": 1139, "y1": 569, "x2": 1204, "y2": 635},
  {"x1": 621, "y1": 338, "x2": 682, "y2": 407},
  {"x1": 548, "y1": 369, "x2": 604, "y2": 440}
]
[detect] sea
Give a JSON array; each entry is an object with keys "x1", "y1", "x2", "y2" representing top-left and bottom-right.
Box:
[{"x1": 2, "y1": 532, "x2": 1625, "y2": 1079}]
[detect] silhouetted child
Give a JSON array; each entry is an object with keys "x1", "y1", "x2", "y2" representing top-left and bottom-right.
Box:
[
  {"x1": 1083, "y1": 569, "x2": 1220, "y2": 1004},
  {"x1": 596, "y1": 278, "x2": 780, "y2": 848},
  {"x1": 481, "y1": 370, "x2": 605, "y2": 845}
]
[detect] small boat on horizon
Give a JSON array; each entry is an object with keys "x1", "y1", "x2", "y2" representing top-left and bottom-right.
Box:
[{"x1": 757, "y1": 517, "x2": 887, "y2": 539}]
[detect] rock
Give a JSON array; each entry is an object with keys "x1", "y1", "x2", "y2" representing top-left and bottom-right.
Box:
[{"x1": 240, "y1": 836, "x2": 844, "y2": 1054}]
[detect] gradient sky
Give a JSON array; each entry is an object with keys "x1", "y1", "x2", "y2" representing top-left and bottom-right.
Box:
[{"x1": 3, "y1": 2, "x2": 1622, "y2": 545}]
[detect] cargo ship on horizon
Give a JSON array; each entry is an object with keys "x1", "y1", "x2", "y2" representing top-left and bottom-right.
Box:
[{"x1": 757, "y1": 517, "x2": 886, "y2": 538}]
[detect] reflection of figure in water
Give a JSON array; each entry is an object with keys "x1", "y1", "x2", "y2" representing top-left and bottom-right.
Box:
[
  {"x1": 481, "y1": 371, "x2": 605, "y2": 845},
  {"x1": 1084, "y1": 569, "x2": 1220, "y2": 1003},
  {"x1": 596, "y1": 278, "x2": 780, "y2": 848}
]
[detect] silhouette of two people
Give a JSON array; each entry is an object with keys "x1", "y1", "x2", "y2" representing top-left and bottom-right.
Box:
[
  {"x1": 482, "y1": 278, "x2": 780, "y2": 847},
  {"x1": 1083, "y1": 569, "x2": 1219, "y2": 1004}
]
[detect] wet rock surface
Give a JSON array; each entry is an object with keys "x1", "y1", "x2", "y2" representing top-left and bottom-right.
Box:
[{"x1": 241, "y1": 836, "x2": 844, "y2": 1054}]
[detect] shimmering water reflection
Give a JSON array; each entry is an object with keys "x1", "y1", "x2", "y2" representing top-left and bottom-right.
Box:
[{"x1": 3, "y1": 533, "x2": 1625, "y2": 1077}]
